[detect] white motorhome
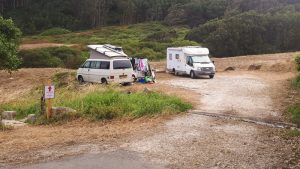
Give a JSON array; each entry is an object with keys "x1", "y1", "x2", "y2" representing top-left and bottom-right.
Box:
[
  {"x1": 167, "y1": 46, "x2": 215, "y2": 79},
  {"x1": 77, "y1": 44, "x2": 134, "y2": 84}
]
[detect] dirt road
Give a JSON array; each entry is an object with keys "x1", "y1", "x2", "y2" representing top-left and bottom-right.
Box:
[{"x1": 1, "y1": 52, "x2": 300, "y2": 168}]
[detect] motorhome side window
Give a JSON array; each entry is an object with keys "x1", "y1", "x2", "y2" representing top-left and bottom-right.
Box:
[
  {"x1": 175, "y1": 54, "x2": 179, "y2": 59},
  {"x1": 100, "y1": 61, "x2": 110, "y2": 69},
  {"x1": 83, "y1": 61, "x2": 91, "y2": 68},
  {"x1": 113, "y1": 60, "x2": 132, "y2": 69}
]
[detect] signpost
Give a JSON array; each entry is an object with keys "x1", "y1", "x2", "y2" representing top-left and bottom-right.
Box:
[{"x1": 44, "y1": 80, "x2": 55, "y2": 119}]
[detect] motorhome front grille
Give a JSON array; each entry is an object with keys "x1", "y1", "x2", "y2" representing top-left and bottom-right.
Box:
[{"x1": 202, "y1": 67, "x2": 213, "y2": 71}]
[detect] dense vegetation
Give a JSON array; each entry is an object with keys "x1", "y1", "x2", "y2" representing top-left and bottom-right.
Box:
[
  {"x1": 1, "y1": 0, "x2": 300, "y2": 57},
  {"x1": 23, "y1": 22, "x2": 197, "y2": 61},
  {"x1": 0, "y1": 16, "x2": 21, "y2": 74},
  {"x1": 187, "y1": 8, "x2": 300, "y2": 57},
  {"x1": 19, "y1": 47, "x2": 88, "y2": 69}
]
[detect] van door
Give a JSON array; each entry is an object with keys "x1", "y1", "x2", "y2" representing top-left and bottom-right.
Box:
[
  {"x1": 185, "y1": 56, "x2": 193, "y2": 74},
  {"x1": 112, "y1": 60, "x2": 133, "y2": 83},
  {"x1": 99, "y1": 61, "x2": 111, "y2": 82},
  {"x1": 88, "y1": 61, "x2": 101, "y2": 82},
  {"x1": 81, "y1": 61, "x2": 91, "y2": 81}
]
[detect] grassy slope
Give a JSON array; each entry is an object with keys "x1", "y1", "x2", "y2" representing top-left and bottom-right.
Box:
[
  {"x1": 0, "y1": 72, "x2": 192, "y2": 123},
  {"x1": 22, "y1": 22, "x2": 198, "y2": 60}
]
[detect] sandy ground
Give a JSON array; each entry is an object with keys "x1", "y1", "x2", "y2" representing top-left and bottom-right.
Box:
[{"x1": 1, "y1": 52, "x2": 300, "y2": 168}]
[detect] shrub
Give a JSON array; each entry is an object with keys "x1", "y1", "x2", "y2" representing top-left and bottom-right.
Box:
[
  {"x1": 145, "y1": 30, "x2": 178, "y2": 42},
  {"x1": 19, "y1": 47, "x2": 86, "y2": 69},
  {"x1": 19, "y1": 49, "x2": 63, "y2": 68},
  {"x1": 40, "y1": 27, "x2": 71, "y2": 36}
]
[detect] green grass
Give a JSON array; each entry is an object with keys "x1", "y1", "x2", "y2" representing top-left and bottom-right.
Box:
[
  {"x1": 22, "y1": 22, "x2": 198, "y2": 60},
  {"x1": 61, "y1": 90, "x2": 192, "y2": 120},
  {"x1": 40, "y1": 27, "x2": 71, "y2": 36},
  {"x1": 291, "y1": 74, "x2": 300, "y2": 89},
  {"x1": 288, "y1": 104, "x2": 300, "y2": 125},
  {"x1": 286, "y1": 130, "x2": 300, "y2": 137},
  {"x1": 0, "y1": 81, "x2": 192, "y2": 124}
]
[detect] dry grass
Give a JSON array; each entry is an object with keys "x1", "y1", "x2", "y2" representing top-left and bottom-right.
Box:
[{"x1": 0, "y1": 117, "x2": 169, "y2": 166}]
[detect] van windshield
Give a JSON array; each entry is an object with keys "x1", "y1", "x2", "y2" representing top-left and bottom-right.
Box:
[
  {"x1": 191, "y1": 56, "x2": 211, "y2": 63},
  {"x1": 113, "y1": 60, "x2": 132, "y2": 69}
]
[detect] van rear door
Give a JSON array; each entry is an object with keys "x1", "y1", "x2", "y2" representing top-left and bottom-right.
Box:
[{"x1": 112, "y1": 60, "x2": 133, "y2": 83}]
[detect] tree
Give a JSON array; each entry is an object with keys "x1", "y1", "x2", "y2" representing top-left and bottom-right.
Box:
[{"x1": 0, "y1": 16, "x2": 22, "y2": 75}]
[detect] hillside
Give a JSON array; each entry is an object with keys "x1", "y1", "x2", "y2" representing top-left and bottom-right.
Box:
[{"x1": 19, "y1": 22, "x2": 197, "y2": 69}]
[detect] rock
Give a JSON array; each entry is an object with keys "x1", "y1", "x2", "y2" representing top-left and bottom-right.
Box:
[
  {"x1": 224, "y1": 66, "x2": 236, "y2": 71},
  {"x1": 51, "y1": 107, "x2": 77, "y2": 116},
  {"x1": 143, "y1": 87, "x2": 152, "y2": 93},
  {"x1": 248, "y1": 64, "x2": 262, "y2": 71},
  {"x1": 26, "y1": 114, "x2": 36, "y2": 123},
  {"x1": 1, "y1": 111, "x2": 17, "y2": 120},
  {"x1": 1, "y1": 120, "x2": 27, "y2": 128}
]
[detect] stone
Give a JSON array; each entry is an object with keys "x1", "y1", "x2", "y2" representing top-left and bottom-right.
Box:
[
  {"x1": 1, "y1": 120, "x2": 27, "y2": 128},
  {"x1": 248, "y1": 64, "x2": 262, "y2": 71},
  {"x1": 1, "y1": 111, "x2": 17, "y2": 120},
  {"x1": 224, "y1": 66, "x2": 236, "y2": 71},
  {"x1": 26, "y1": 114, "x2": 36, "y2": 123},
  {"x1": 51, "y1": 107, "x2": 77, "y2": 116},
  {"x1": 143, "y1": 87, "x2": 152, "y2": 93}
]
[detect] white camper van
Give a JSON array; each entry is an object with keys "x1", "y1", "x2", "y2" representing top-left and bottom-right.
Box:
[
  {"x1": 77, "y1": 45, "x2": 134, "y2": 84},
  {"x1": 167, "y1": 46, "x2": 215, "y2": 79}
]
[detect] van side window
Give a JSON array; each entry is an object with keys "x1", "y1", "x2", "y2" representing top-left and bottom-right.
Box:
[
  {"x1": 83, "y1": 61, "x2": 91, "y2": 68},
  {"x1": 175, "y1": 54, "x2": 179, "y2": 59},
  {"x1": 90, "y1": 61, "x2": 98, "y2": 69},
  {"x1": 169, "y1": 54, "x2": 172, "y2": 60},
  {"x1": 113, "y1": 60, "x2": 132, "y2": 69},
  {"x1": 100, "y1": 61, "x2": 110, "y2": 69}
]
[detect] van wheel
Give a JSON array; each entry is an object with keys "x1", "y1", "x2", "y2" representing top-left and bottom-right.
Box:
[
  {"x1": 175, "y1": 70, "x2": 179, "y2": 76},
  {"x1": 101, "y1": 78, "x2": 108, "y2": 84},
  {"x1": 209, "y1": 75, "x2": 214, "y2": 79},
  {"x1": 190, "y1": 71, "x2": 196, "y2": 79},
  {"x1": 78, "y1": 76, "x2": 84, "y2": 84}
]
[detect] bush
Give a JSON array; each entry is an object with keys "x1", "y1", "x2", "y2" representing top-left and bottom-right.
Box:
[
  {"x1": 40, "y1": 27, "x2": 71, "y2": 36},
  {"x1": 145, "y1": 30, "x2": 178, "y2": 42},
  {"x1": 19, "y1": 47, "x2": 86, "y2": 69}
]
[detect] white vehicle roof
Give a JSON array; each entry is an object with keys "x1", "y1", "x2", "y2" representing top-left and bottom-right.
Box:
[
  {"x1": 88, "y1": 44, "x2": 128, "y2": 57},
  {"x1": 168, "y1": 46, "x2": 209, "y2": 55},
  {"x1": 87, "y1": 58, "x2": 129, "y2": 61}
]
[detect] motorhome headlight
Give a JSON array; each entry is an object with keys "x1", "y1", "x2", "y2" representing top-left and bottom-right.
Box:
[{"x1": 197, "y1": 67, "x2": 202, "y2": 71}]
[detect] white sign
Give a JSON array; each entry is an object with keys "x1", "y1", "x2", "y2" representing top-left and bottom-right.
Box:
[{"x1": 45, "y1": 85, "x2": 55, "y2": 99}]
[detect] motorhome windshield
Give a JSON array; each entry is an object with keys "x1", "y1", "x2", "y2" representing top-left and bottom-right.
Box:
[{"x1": 191, "y1": 56, "x2": 211, "y2": 63}]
